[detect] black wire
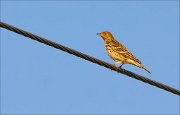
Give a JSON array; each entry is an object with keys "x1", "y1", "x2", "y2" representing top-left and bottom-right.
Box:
[{"x1": 0, "y1": 21, "x2": 179, "y2": 96}]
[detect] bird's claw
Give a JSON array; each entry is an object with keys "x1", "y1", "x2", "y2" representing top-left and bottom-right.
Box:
[{"x1": 119, "y1": 64, "x2": 124, "y2": 68}]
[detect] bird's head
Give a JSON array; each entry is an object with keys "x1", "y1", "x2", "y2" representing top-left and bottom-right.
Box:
[{"x1": 97, "y1": 31, "x2": 113, "y2": 41}]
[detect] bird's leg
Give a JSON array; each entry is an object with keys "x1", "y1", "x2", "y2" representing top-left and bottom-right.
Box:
[
  {"x1": 119, "y1": 63, "x2": 124, "y2": 68},
  {"x1": 113, "y1": 61, "x2": 124, "y2": 68}
]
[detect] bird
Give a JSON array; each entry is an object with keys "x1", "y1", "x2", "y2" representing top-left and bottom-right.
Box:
[{"x1": 97, "y1": 31, "x2": 151, "y2": 74}]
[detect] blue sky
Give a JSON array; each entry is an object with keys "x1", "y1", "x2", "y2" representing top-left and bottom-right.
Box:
[{"x1": 1, "y1": 1, "x2": 179, "y2": 114}]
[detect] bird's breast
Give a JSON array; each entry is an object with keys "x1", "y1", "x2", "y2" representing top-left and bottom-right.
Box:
[{"x1": 105, "y1": 44, "x2": 124, "y2": 62}]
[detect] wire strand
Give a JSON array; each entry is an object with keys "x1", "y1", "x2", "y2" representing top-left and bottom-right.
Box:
[{"x1": 0, "y1": 21, "x2": 179, "y2": 96}]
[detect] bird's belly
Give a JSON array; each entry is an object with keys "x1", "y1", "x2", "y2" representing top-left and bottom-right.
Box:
[{"x1": 106, "y1": 48, "x2": 124, "y2": 62}]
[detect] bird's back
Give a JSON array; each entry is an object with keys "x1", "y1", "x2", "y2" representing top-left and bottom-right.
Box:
[{"x1": 105, "y1": 37, "x2": 142, "y2": 65}]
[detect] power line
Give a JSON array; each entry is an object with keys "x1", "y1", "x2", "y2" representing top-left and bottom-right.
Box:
[{"x1": 0, "y1": 21, "x2": 179, "y2": 96}]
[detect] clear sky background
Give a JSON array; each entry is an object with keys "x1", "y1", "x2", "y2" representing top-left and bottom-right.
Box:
[{"x1": 1, "y1": 1, "x2": 179, "y2": 114}]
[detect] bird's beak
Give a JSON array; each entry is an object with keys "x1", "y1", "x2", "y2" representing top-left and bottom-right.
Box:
[{"x1": 97, "y1": 33, "x2": 100, "y2": 35}]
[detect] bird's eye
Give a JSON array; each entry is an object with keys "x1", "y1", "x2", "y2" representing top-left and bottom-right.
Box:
[{"x1": 104, "y1": 33, "x2": 107, "y2": 35}]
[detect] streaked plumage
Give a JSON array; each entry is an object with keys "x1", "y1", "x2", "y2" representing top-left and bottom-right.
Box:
[{"x1": 97, "y1": 31, "x2": 151, "y2": 74}]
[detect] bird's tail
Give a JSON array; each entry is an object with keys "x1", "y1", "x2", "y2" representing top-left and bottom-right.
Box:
[
  {"x1": 140, "y1": 64, "x2": 151, "y2": 74},
  {"x1": 127, "y1": 59, "x2": 151, "y2": 74}
]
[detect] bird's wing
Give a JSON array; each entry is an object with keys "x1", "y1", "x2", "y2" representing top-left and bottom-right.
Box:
[{"x1": 110, "y1": 39, "x2": 142, "y2": 64}]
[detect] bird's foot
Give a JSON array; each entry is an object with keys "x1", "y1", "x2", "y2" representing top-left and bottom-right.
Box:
[{"x1": 119, "y1": 64, "x2": 124, "y2": 68}]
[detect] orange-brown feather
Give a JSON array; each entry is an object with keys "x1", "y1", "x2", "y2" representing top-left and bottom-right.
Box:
[{"x1": 98, "y1": 31, "x2": 150, "y2": 73}]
